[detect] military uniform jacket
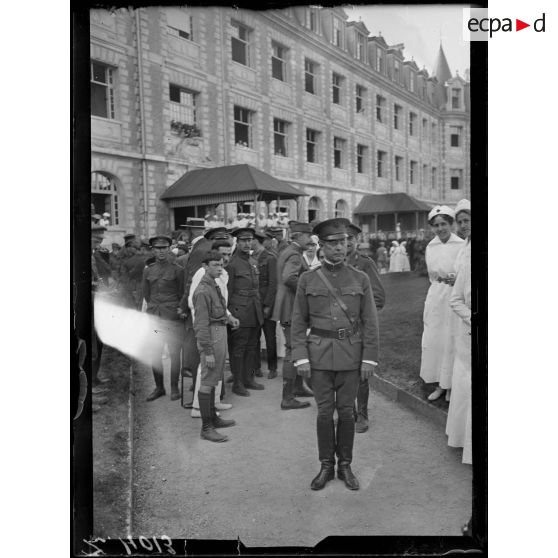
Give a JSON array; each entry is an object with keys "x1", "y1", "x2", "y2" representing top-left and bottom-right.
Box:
[
  {"x1": 192, "y1": 274, "x2": 228, "y2": 356},
  {"x1": 291, "y1": 262, "x2": 379, "y2": 371},
  {"x1": 346, "y1": 251, "x2": 386, "y2": 310},
  {"x1": 272, "y1": 242, "x2": 309, "y2": 324},
  {"x1": 255, "y1": 249, "x2": 278, "y2": 311},
  {"x1": 120, "y1": 252, "x2": 147, "y2": 292},
  {"x1": 142, "y1": 259, "x2": 184, "y2": 320},
  {"x1": 226, "y1": 252, "x2": 263, "y2": 328}
]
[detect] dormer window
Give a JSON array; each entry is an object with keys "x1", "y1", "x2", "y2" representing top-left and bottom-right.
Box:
[
  {"x1": 356, "y1": 33, "x2": 365, "y2": 62},
  {"x1": 393, "y1": 60, "x2": 400, "y2": 84},
  {"x1": 409, "y1": 71, "x2": 416, "y2": 93},
  {"x1": 451, "y1": 88, "x2": 461, "y2": 109},
  {"x1": 332, "y1": 17, "x2": 343, "y2": 47},
  {"x1": 305, "y1": 8, "x2": 319, "y2": 32},
  {"x1": 376, "y1": 48, "x2": 384, "y2": 73}
]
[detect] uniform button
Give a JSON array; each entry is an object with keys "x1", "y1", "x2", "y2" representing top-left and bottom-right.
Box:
[{"x1": 333, "y1": 317, "x2": 337, "y2": 321}]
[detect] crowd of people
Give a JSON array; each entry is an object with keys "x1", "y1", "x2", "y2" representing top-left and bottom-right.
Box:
[{"x1": 90, "y1": 200, "x2": 472, "y2": 491}]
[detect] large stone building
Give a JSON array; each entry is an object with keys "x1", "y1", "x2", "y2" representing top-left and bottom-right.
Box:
[{"x1": 90, "y1": 6, "x2": 470, "y2": 239}]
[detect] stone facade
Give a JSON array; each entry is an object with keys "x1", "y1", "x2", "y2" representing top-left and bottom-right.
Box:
[{"x1": 90, "y1": 6, "x2": 470, "y2": 237}]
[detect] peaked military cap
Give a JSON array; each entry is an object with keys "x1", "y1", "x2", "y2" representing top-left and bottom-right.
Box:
[
  {"x1": 312, "y1": 218, "x2": 351, "y2": 241},
  {"x1": 288, "y1": 221, "x2": 313, "y2": 234},
  {"x1": 231, "y1": 227, "x2": 255, "y2": 239},
  {"x1": 346, "y1": 222, "x2": 362, "y2": 236},
  {"x1": 204, "y1": 226, "x2": 229, "y2": 240},
  {"x1": 149, "y1": 235, "x2": 173, "y2": 247},
  {"x1": 253, "y1": 228, "x2": 266, "y2": 242}
]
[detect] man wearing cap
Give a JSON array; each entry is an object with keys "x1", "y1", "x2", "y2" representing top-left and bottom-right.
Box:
[
  {"x1": 268, "y1": 226, "x2": 289, "y2": 253},
  {"x1": 291, "y1": 218, "x2": 380, "y2": 491},
  {"x1": 226, "y1": 227, "x2": 264, "y2": 396},
  {"x1": 120, "y1": 240, "x2": 147, "y2": 310},
  {"x1": 346, "y1": 222, "x2": 386, "y2": 434},
  {"x1": 252, "y1": 229, "x2": 278, "y2": 379},
  {"x1": 142, "y1": 235, "x2": 185, "y2": 401},
  {"x1": 272, "y1": 221, "x2": 314, "y2": 410}
]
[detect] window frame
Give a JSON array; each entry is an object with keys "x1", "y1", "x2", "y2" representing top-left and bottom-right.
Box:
[
  {"x1": 355, "y1": 84, "x2": 366, "y2": 113},
  {"x1": 393, "y1": 60, "x2": 401, "y2": 84},
  {"x1": 333, "y1": 136, "x2": 345, "y2": 169},
  {"x1": 234, "y1": 105, "x2": 253, "y2": 148},
  {"x1": 332, "y1": 17, "x2": 342, "y2": 47},
  {"x1": 377, "y1": 150, "x2": 386, "y2": 178},
  {"x1": 409, "y1": 112, "x2": 417, "y2": 136},
  {"x1": 410, "y1": 160, "x2": 417, "y2": 184},
  {"x1": 356, "y1": 144, "x2": 367, "y2": 174},
  {"x1": 450, "y1": 169, "x2": 463, "y2": 190},
  {"x1": 90, "y1": 61, "x2": 116, "y2": 120},
  {"x1": 394, "y1": 104, "x2": 402, "y2": 130},
  {"x1": 376, "y1": 48, "x2": 384, "y2": 73},
  {"x1": 169, "y1": 84, "x2": 197, "y2": 127},
  {"x1": 304, "y1": 58, "x2": 317, "y2": 95},
  {"x1": 231, "y1": 20, "x2": 251, "y2": 67},
  {"x1": 395, "y1": 155, "x2": 403, "y2": 181},
  {"x1": 450, "y1": 125, "x2": 462, "y2": 147},
  {"x1": 271, "y1": 41, "x2": 288, "y2": 82},
  {"x1": 376, "y1": 95, "x2": 386, "y2": 123},
  {"x1": 451, "y1": 88, "x2": 461, "y2": 109},
  {"x1": 332, "y1": 72, "x2": 343, "y2": 105},
  {"x1": 273, "y1": 118, "x2": 289, "y2": 157},
  {"x1": 306, "y1": 128, "x2": 319, "y2": 163},
  {"x1": 356, "y1": 33, "x2": 365, "y2": 62}
]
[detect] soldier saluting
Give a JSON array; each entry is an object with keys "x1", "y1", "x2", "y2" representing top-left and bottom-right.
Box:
[{"x1": 291, "y1": 218, "x2": 380, "y2": 491}]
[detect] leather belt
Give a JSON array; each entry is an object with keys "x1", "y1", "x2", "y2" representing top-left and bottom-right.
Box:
[{"x1": 310, "y1": 324, "x2": 359, "y2": 340}]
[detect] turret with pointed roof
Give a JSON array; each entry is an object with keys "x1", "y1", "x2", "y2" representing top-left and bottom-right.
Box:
[{"x1": 433, "y1": 43, "x2": 452, "y2": 86}]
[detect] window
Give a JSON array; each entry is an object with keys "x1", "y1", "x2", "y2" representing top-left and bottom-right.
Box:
[
  {"x1": 90, "y1": 61, "x2": 115, "y2": 119},
  {"x1": 409, "y1": 71, "x2": 415, "y2": 92},
  {"x1": 422, "y1": 118, "x2": 428, "y2": 140},
  {"x1": 422, "y1": 164, "x2": 428, "y2": 188},
  {"x1": 356, "y1": 34, "x2": 365, "y2": 61},
  {"x1": 305, "y1": 8, "x2": 319, "y2": 32},
  {"x1": 304, "y1": 59, "x2": 317, "y2": 94},
  {"x1": 169, "y1": 84, "x2": 197, "y2": 126},
  {"x1": 393, "y1": 60, "x2": 400, "y2": 83},
  {"x1": 91, "y1": 172, "x2": 119, "y2": 225},
  {"x1": 394, "y1": 104, "x2": 402, "y2": 130},
  {"x1": 335, "y1": 199, "x2": 348, "y2": 218},
  {"x1": 450, "y1": 169, "x2": 463, "y2": 190},
  {"x1": 231, "y1": 21, "x2": 251, "y2": 66},
  {"x1": 271, "y1": 42, "x2": 288, "y2": 81},
  {"x1": 431, "y1": 122, "x2": 438, "y2": 143},
  {"x1": 376, "y1": 95, "x2": 386, "y2": 123},
  {"x1": 409, "y1": 112, "x2": 417, "y2": 136},
  {"x1": 377, "y1": 150, "x2": 386, "y2": 177},
  {"x1": 376, "y1": 48, "x2": 384, "y2": 73},
  {"x1": 356, "y1": 144, "x2": 367, "y2": 174},
  {"x1": 450, "y1": 125, "x2": 463, "y2": 147},
  {"x1": 308, "y1": 196, "x2": 323, "y2": 222},
  {"x1": 234, "y1": 106, "x2": 253, "y2": 147},
  {"x1": 410, "y1": 161, "x2": 417, "y2": 184},
  {"x1": 332, "y1": 17, "x2": 342, "y2": 47},
  {"x1": 332, "y1": 73, "x2": 343, "y2": 105},
  {"x1": 273, "y1": 118, "x2": 289, "y2": 156},
  {"x1": 306, "y1": 128, "x2": 319, "y2": 163},
  {"x1": 452, "y1": 88, "x2": 461, "y2": 109},
  {"x1": 355, "y1": 85, "x2": 365, "y2": 113},
  {"x1": 395, "y1": 156, "x2": 403, "y2": 181},
  {"x1": 333, "y1": 137, "x2": 345, "y2": 168},
  {"x1": 432, "y1": 166, "x2": 437, "y2": 190},
  {"x1": 168, "y1": 14, "x2": 193, "y2": 40}
]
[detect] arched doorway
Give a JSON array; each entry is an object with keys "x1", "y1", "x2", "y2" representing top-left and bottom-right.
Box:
[
  {"x1": 91, "y1": 171, "x2": 120, "y2": 225},
  {"x1": 334, "y1": 199, "x2": 348, "y2": 218},
  {"x1": 307, "y1": 196, "x2": 323, "y2": 222}
]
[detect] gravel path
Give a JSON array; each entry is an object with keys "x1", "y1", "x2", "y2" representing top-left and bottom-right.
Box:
[{"x1": 131, "y1": 357, "x2": 471, "y2": 547}]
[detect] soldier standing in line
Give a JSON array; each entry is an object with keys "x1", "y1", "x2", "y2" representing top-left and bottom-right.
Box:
[
  {"x1": 119, "y1": 240, "x2": 147, "y2": 309},
  {"x1": 142, "y1": 235, "x2": 184, "y2": 402},
  {"x1": 226, "y1": 227, "x2": 264, "y2": 396},
  {"x1": 252, "y1": 229, "x2": 278, "y2": 379},
  {"x1": 272, "y1": 221, "x2": 314, "y2": 410},
  {"x1": 291, "y1": 218, "x2": 380, "y2": 491},
  {"x1": 346, "y1": 222, "x2": 385, "y2": 434},
  {"x1": 268, "y1": 226, "x2": 289, "y2": 253}
]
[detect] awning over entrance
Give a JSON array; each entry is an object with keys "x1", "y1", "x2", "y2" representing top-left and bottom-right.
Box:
[
  {"x1": 160, "y1": 164, "x2": 306, "y2": 208},
  {"x1": 353, "y1": 193, "x2": 432, "y2": 215}
]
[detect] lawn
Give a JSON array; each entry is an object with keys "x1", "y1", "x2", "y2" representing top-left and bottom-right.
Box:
[{"x1": 377, "y1": 272, "x2": 449, "y2": 411}]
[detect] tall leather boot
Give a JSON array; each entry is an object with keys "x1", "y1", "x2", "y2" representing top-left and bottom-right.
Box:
[
  {"x1": 146, "y1": 368, "x2": 165, "y2": 401},
  {"x1": 243, "y1": 368, "x2": 265, "y2": 390},
  {"x1": 231, "y1": 355, "x2": 249, "y2": 397},
  {"x1": 199, "y1": 391, "x2": 228, "y2": 442},
  {"x1": 280, "y1": 379, "x2": 310, "y2": 410},
  {"x1": 336, "y1": 419, "x2": 359, "y2": 490},
  {"x1": 293, "y1": 374, "x2": 313, "y2": 397},
  {"x1": 211, "y1": 387, "x2": 236, "y2": 429},
  {"x1": 311, "y1": 418, "x2": 336, "y2": 490},
  {"x1": 243, "y1": 347, "x2": 264, "y2": 390},
  {"x1": 355, "y1": 379, "x2": 370, "y2": 433},
  {"x1": 170, "y1": 363, "x2": 181, "y2": 401}
]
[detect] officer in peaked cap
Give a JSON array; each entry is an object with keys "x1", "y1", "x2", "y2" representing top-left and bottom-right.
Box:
[
  {"x1": 268, "y1": 225, "x2": 289, "y2": 253},
  {"x1": 271, "y1": 220, "x2": 315, "y2": 411},
  {"x1": 290, "y1": 218, "x2": 380, "y2": 491},
  {"x1": 204, "y1": 226, "x2": 229, "y2": 241},
  {"x1": 142, "y1": 234, "x2": 184, "y2": 402},
  {"x1": 345, "y1": 221, "x2": 385, "y2": 434},
  {"x1": 225, "y1": 227, "x2": 265, "y2": 396}
]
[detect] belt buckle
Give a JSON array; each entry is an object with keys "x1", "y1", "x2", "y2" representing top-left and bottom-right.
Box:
[{"x1": 337, "y1": 328, "x2": 346, "y2": 340}]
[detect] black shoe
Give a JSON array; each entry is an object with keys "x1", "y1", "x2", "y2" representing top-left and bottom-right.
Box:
[
  {"x1": 311, "y1": 466, "x2": 335, "y2": 490},
  {"x1": 146, "y1": 388, "x2": 166, "y2": 401},
  {"x1": 213, "y1": 416, "x2": 236, "y2": 429},
  {"x1": 267, "y1": 369, "x2": 278, "y2": 379},
  {"x1": 232, "y1": 383, "x2": 250, "y2": 397},
  {"x1": 337, "y1": 466, "x2": 359, "y2": 490},
  {"x1": 201, "y1": 427, "x2": 228, "y2": 443},
  {"x1": 281, "y1": 398, "x2": 310, "y2": 410},
  {"x1": 170, "y1": 387, "x2": 180, "y2": 401},
  {"x1": 254, "y1": 369, "x2": 263, "y2": 377},
  {"x1": 244, "y1": 379, "x2": 265, "y2": 390},
  {"x1": 355, "y1": 414, "x2": 369, "y2": 433}
]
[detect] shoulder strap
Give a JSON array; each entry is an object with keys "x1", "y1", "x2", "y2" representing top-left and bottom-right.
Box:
[{"x1": 315, "y1": 268, "x2": 355, "y2": 326}]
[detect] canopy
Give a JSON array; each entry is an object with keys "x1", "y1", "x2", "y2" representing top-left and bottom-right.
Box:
[
  {"x1": 161, "y1": 164, "x2": 306, "y2": 208},
  {"x1": 353, "y1": 193, "x2": 432, "y2": 215}
]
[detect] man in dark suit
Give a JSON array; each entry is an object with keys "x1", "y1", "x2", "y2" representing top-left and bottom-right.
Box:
[
  {"x1": 291, "y1": 218, "x2": 380, "y2": 491},
  {"x1": 252, "y1": 229, "x2": 278, "y2": 379},
  {"x1": 226, "y1": 227, "x2": 264, "y2": 396},
  {"x1": 142, "y1": 235, "x2": 185, "y2": 402},
  {"x1": 272, "y1": 221, "x2": 314, "y2": 410},
  {"x1": 346, "y1": 222, "x2": 385, "y2": 433}
]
